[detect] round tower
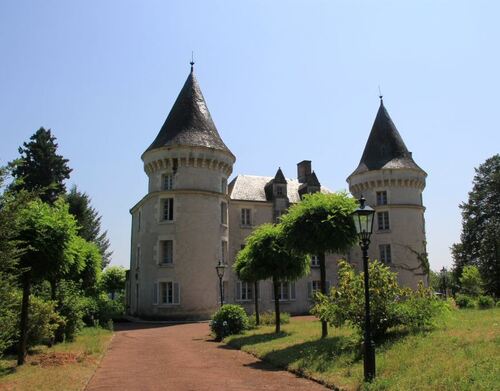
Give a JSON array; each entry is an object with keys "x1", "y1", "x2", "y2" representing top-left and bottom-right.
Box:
[
  {"x1": 347, "y1": 98, "x2": 428, "y2": 288},
  {"x1": 129, "y1": 64, "x2": 235, "y2": 319}
]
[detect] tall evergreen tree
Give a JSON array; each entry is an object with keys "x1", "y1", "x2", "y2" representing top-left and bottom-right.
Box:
[
  {"x1": 66, "y1": 186, "x2": 112, "y2": 267},
  {"x1": 452, "y1": 154, "x2": 500, "y2": 297},
  {"x1": 11, "y1": 127, "x2": 72, "y2": 204}
]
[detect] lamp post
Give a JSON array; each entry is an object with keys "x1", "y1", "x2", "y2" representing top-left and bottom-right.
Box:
[
  {"x1": 351, "y1": 196, "x2": 376, "y2": 382},
  {"x1": 215, "y1": 260, "x2": 226, "y2": 307},
  {"x1": 440, "y1": 267, "x2": 448, "y2": 298}
]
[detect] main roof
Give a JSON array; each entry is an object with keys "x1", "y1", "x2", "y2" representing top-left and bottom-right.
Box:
[
  {"x1": 229, "y1": 175, "x2": 330, "y2": 203},
  {"x1": 145, "y1": 67, "x2": 233, "y2": 156},
  {"x1": 350, "y1": 99, "x2": 424, "y2": 176}
]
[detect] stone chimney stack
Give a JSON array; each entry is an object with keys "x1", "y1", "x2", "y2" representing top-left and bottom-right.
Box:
[{"x1": 297, "y1": 160, "x2": 311, "y2": 183}]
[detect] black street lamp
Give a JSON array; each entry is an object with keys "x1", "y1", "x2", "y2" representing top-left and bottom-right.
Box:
[
  {"x1": 440, "y1": 267, "x2": 448, "y2": 298},
  {"x1": 215, "y1": 260, "x2": 226, "y2": 307},
  {"x1": 351, "y1": 196, "x2": 376, "y2": 382}
]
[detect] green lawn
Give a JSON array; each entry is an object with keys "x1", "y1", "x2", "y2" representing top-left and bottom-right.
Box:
[
  {"x1": 0, "y1": 327, "x2": 113, "y2": 391},
  {"x1": 225, "y1": 308, "x2": 500, "y2": 391}
]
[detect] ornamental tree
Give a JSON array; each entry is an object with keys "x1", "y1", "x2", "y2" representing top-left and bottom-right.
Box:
[
  {"x1": 233, "y1": 254, "x2": 261, "y2": 325},
  {"x1": 280, "y1": 192, "x2": 358, "y2": 337},
  {"x1": 236, "y1": 224, "x2": 309, "y2": 333},
  {"x1": 101, "y1": 265, "x2": 126, "y2": 299}
]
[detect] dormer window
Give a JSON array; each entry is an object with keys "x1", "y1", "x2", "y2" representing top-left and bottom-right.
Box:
[
  {"x1": 276, "y1": 186, "x2": 284, "y2": 196},
  {"x1": 163, "y1": 174, "x2": 174, "y2": 190}
]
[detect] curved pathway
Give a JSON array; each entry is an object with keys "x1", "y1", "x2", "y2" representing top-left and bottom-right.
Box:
[{"x1": 86, "y1": 322, "x2": 327, "y2": 391}]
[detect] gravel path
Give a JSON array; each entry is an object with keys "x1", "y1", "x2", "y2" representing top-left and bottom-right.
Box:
[{"x1": 85, "y1": 321, "x2": 327, "y2": 391}]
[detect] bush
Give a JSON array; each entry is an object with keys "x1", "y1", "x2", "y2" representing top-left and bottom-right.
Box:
[
  {"x1": 210, "y1": 305, "x2": 249, "y2": 340},
  {"x1": 496, "y1": 301, "x2": 500, "y2": 308},
  {"x1": 55, "y1": 281, "x2": 87, "y2": 341},
  {"x1": 25, "y1": 295, "x2": 64, "y2": 348},
  {"x1": 249, "y1": 311, "x2": 290, "y2": 327},
  {"x1": 455, "y1": 294, "x2": 476, "y2": 309},
  {"x1": 312, "y1": 260, "x2": 447, "y2": 340},
  {"x1": 477, "y1": 295, "x2": 494, "y2": 309},
  {"x1": 95, "y1": 293, "x2": 125, "y2": 326}
]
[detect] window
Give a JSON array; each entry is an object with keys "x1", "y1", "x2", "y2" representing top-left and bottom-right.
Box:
[
  {"x1": 241, "y1": 208, "x2": 251, "y2": 226},
  {"x1": 311, "y1": 255, "x2": 320, "y2": 267},
  {"x1": 221, "y1": 240, "x2": 228, "y2": 263},
  {"x1": 377, "y1": 211, "x2": 390, "y2": 230},
  {"x1": 163, "y1": 174, "x2": 173, "y2": 190},
  {"x1": 379, "y1": 244, "x2": 392, "y2": 264},
  {"x1": 221, "y1": 178, "x2": 228, "y2": 194},
  {"x1": 136, "y1": 246, "x2": 141, "y2": 270},
  {"x1": 272, "y1": 282, "x2": 296, "y2": 301},
  {"x1": 156, "y1": 281, "x2": 180, "y2": 305},
  {"x1": 376, "y1": 191, "x2": 388, "y2": 205},
  {"x1": 220, "y1": 202, "x2": 227, "y2": 225},
  {"x1": 308, "y1": 280, "x2": 331, "y2": 298},
  {"x1": 276, "y1": 186, "x2": 284, "y2": 196},
  {"x1": 162, "y1": 198, "x2": 174, "y2": 221},
  {"x1": 160, "y1": 240, "x2": 173, "y2": 264},
  {"x1": 236, "y1": 281, "x2": 255, "y2": 301}
]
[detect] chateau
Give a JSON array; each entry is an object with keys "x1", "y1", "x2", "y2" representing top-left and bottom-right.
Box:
[{"x1": 125, "y1": 65, "x2": 428, "y2": 319}]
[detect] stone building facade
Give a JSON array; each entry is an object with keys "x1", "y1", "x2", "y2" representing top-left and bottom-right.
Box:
[{"x1": 126, "y1": 66, "x2": 428, "y2": 319}]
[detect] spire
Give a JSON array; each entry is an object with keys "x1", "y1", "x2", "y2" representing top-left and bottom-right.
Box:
[
  {"x1": 273, "y1": 167, "x2": 287, "y2": 184},
  {"x1": 350, "y1": 99, "x2": 423, "y2": 176},
  {"x1": 145, "y1": 68, "x2": 233, "y2": 156}
]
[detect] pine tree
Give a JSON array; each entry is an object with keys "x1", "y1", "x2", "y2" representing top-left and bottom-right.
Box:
[
  {"x1": 452, "y1": 154, "x2": 500, "y2": 297},
  {"x1": 11, "y1": 127, "x2": 72, "y2": 204},
  {"x1": 66, "y1": 185, "x2": 112, "y2": 267}
]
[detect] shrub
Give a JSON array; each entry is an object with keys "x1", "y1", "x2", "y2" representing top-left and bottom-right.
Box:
[
  {"x1": 455, "y1": 294, "x2": 476, "y2": 309},
  {"x1": 95, "y1": 293, "x2": 125, "y2": 326},
  {"x1": 210, "y1": 305, "x2": 249, "y2": 340},
  {"x1": 496, "y1": 301, "x2": 500, "y2": 308},
  {"x1": 477, "y1": 295, "x2": 494, "y2": 309},
  {"x1": 459, "y1": 265, "x2": 483, "y2": 297},
  {"x1": 249, "y1": 311, "x2": 290, "y2": 327},
  {"x1": 55, "y1": 281, "x2": 87, "y2": 341},
  {"x1": 312, "y1": 260, "x2": 447, "y2": 340},
  {"x1": 25, "y1": 295, "x2": 64, "y2": 348}
]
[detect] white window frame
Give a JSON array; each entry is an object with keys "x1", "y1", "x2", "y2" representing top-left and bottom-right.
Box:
[
  {"x1": 160, "y1": 197, "x2": 174, "y2": 222},
  {"x1": 377, "y1": 211, "x2": 390, "y2": 231},
  {"x1": 159, "y1": 239, "x2": 173, "y2": 265},
  {"x1": 241, "y1": 208, "x2": 252, "y2": 226},
  {"x1": 236, "y1": 280, "x2": 255, "y2": 302},
  {"x1": 272, "y1": 281, "x2": 296, "y2": 302},
  {"x1": 310, "y1": 255, "x2": 320, "y2": 267},
  {"x1": 376, "y1": 190, "x2": 388, "y2": 205},
  {"x1": 154, "y1": 280, "x2": 180, "y2": 305},
  {"x1": 379, "y1": 244, "x2": 392, "y2": 264},
  {"x1": 162, "y1": 173, "x2": 174, "y2": 191}
]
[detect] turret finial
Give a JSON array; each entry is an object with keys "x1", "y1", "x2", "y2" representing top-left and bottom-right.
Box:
[
  {"x1": 378, "y1": 85, "x2": 383, "y2": 103},
  {"x1": 190, "y1": 51, "x2": 195, "y2": 72}
]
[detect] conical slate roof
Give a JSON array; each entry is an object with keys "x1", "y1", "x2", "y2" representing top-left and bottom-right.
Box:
[
  {"x1": 273, "y1": 167, "x2": 287, "y2": 184},
  {"x1": 146, "y1": 68, "x2": 233, "y2": 156},
  {"x1": 350, "y1": 99, "x2": 423, "y2": 176}
]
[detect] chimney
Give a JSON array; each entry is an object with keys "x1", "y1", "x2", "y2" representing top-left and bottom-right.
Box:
[{"x1": 297, "y1": 160, "x2": 311, "y2": 183}]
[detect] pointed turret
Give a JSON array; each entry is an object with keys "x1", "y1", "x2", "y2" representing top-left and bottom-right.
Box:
[
  {"x1": 273, "y1": 167, "x2": 287, "y2": 184},
  {"x1": 350, "y1": 99, "x2": 423, "y2": 177},
  {"x1": 146, "y1": 67, "x2": 234, "y2": 157}
]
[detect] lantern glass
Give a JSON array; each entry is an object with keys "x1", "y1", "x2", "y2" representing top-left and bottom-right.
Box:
[
  {"x1": 352, "y1": 197, "x2": 375, "y2": 237},
  {"x1": 215, "y1": 260, "x2": 226, "y2": 278}
]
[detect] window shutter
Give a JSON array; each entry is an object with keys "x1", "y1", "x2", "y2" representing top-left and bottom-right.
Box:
[
  {"x1": 173, "y1": 282, "x2": 180, "y2": 304},
  {"x1": 236, "y1": 281, "x2": 241, "y2": 301},
  {"x1": 291, "y1": 282, "x2": 296, "y2": 300},
  {"x1": 153, "y1": 283, "x2": 158, "y2": 304},
  {"x1": 308, "y1": 282, "x2": 312, "y2": 298}
]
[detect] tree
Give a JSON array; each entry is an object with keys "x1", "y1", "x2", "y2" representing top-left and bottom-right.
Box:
[
  {"x1": 459, "y1": 265, "x2": 483, "y2": 297},
  {"x1": 101, "y1": 266, "x2": 126, "y2": 299},
  {"x1": 280, "y1": 192, "x2": 358, "y2": 337},
  {"x1": 235, "y1": 224, "x2": 309, "y2": 333},
  {"x1": 66, "y1": 186, "x2": 112, "y2": 267},
  {"x1": 233, "y1": 256, "x2": 260, "y2": 325},
  {"x1": 11, "y1": 127, "x2": 72, "y2": 204},
  {"x1": 15, "y1": 199, "x2": 79, "y2": 364},
  {"x1": 452, "y1": 154, "x2": 500, "y2": 297}
]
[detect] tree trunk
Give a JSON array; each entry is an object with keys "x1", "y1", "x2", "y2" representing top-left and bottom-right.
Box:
[
  {"x1": 273, "y1": 279, "x2": 280, "y2": 333},
  {"x1": 319, "y1": 252, "x2": 328, "y2": 338},
  {"x1": 50, "y1": 279, "x2": 57, "y2": 301},
  {"x1": 17, "y1": 273, "x2": 31, "y2": 365},
  {"x1": 254, "y1": 281, "x2": 259, "y2": 326}
]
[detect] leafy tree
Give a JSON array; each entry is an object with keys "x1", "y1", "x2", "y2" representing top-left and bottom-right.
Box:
[
  {"x1": 236, "y1": 224, "x2": 309, "y2": 333},
  {"x1": 15, "y1": 199, "x2": 79, "y2": 364},
  {"x1": 452, "y1": 154, "x2": 500, "y2": 297},
  {"x1": 66, "y1": 186, "x2": 112, "y2": 267},
  {"x1": 11, "y1": 128, "x2": 72, "y2": 204},
  {"x1": 459, "y1": 265, "x2": 483, "y2": 297},
  {"x1": 233, "y1": 255, "x2": 260, "y2": 325},
  {"x1": 280, "y1": 192, "x2": 358, "y2": 337},
  {"x1": 101, "y1": 265, "x2": 126, "y2": 299},
  {"x1": 67, "y1": 235, "x2": 102, "y2": 296}
]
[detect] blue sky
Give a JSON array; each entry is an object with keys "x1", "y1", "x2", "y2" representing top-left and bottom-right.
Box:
[{"x1": 1, "y1": 1, "x2": 498, "y2": 270}]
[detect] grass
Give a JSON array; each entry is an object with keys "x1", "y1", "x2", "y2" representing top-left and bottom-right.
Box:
[
  {"x1": 225, "y1": 308, "x2": 500, "y2": 390},
  {"x1": 0, "y1": 327, "x2": 113, "y2": 391}
]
